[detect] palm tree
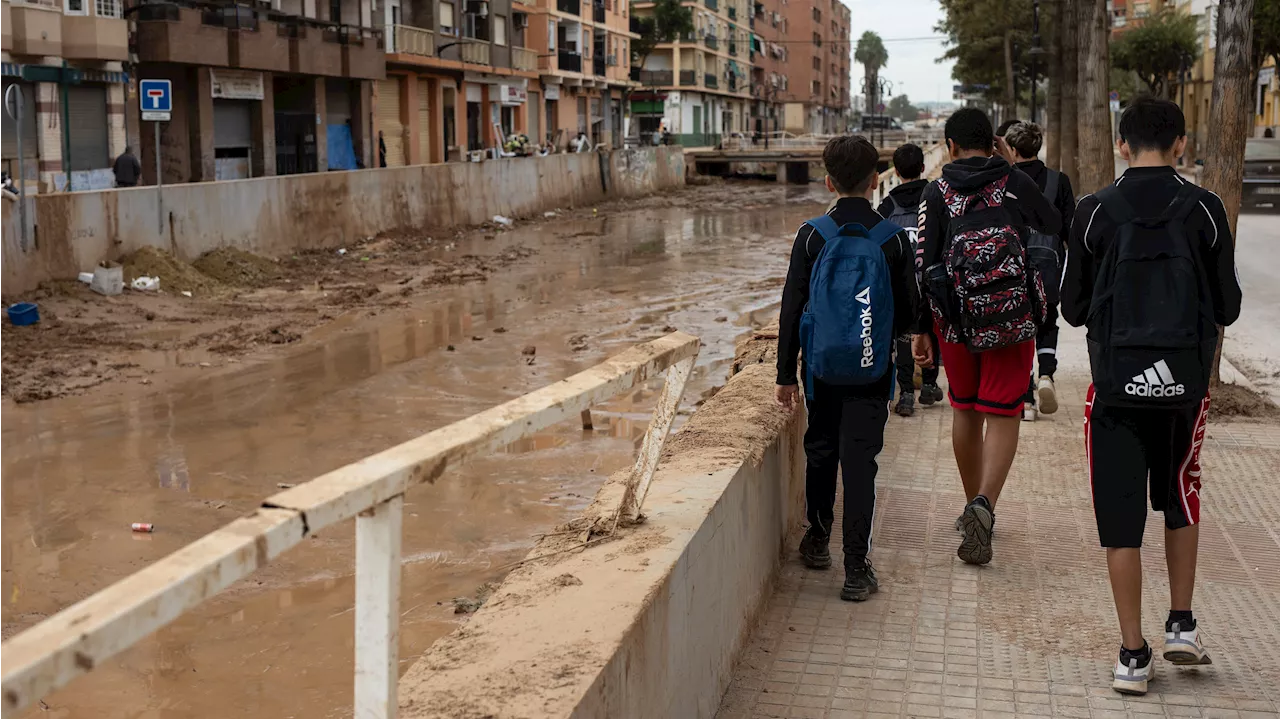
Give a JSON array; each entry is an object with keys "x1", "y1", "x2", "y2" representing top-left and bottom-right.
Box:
[{"x1": 855, "y1": 31, "x2": 889, "y2": 117}]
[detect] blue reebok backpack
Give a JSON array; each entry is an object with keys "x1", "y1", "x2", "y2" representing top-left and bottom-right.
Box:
[{"x1": 799, "y1": 215, "x2": 900, "y2": 396}]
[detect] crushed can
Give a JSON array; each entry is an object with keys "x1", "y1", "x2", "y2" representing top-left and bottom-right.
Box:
[{"x1": 131, "y1": 523, "x2": 155, "y2": 533}]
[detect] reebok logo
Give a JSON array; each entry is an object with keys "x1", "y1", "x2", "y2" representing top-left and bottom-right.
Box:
[
  {"x1": 856, "y1": 287, "x2": 874, "y2": 368},
  {"x1": 1124, "y1": 359, "x2": 1186, "y2": 398}
]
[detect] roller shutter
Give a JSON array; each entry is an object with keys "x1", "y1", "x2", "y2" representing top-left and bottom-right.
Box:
[
  {"x1": 67, "y1": 85, "x2": 109, "y2": 171},
  {"x1": 213, "y1": 100, "x2": 252, "y2": 149},
  {"x1": 417, "y1": 78, "x2": 431, "y2": 164},
  {"x1": 376, "y1": 78, "x2": 405, "y2": 167}
]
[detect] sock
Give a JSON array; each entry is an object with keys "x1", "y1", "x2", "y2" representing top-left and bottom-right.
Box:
[
  {"x1": 1119, "y1": 641, "x2": 1152, "y2": 667},
  {"x1": 972, "y1": 495, "x2": 993, "y2": 512},
  {"x1": 1167, "y1": 610, "x2": 1196, "y2": 632}
]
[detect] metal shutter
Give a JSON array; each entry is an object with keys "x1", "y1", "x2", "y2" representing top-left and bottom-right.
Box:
[
  {"x1": 213, "y1": 100, "x2": 252, "y2": 149},
  {"x1": 67, "y1": 85, "x2": 109, "y2": 171},
  {"x1": 417, "y1": 78, "x2": 430, "y2": 164},
  {"x1": 527, "y1": 91, "x2": 539, "y2": 144},
  {"x1": 376, "y1": 78, "x2": 405, "y2": 167},
  {"x1": 1, "y1": 82, "x2": 38, "y2": 164}
]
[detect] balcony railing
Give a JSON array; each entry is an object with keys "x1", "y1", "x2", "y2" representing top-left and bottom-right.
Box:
[
  {"x1": 703, "y1": 35, "x2": 718, "y2": 50},
  {"x1": 557, "y1": 0, "x2": 580, "y2": 14},
  {"x1": 728, "y1": 41, "x2": 737, "y2": 55},
  {"x1": 728, "y1": 74, "x2": 737, "y2": 91},
  {"x1": 704, "y1": 0, "x2": 717, "y2": 9},
  {"x1": 459, "y1": 38, "x2": 490, "y2": 64},
  {"x1": 592, "y1": 56, "x2": 605, "y2": 75},
  {"x1": 639, "y1": 69, "x2": 673, "y2": 85},
  {"x1": 728, "y1": 5, "x2": 736, "y2": 18},
  {"x1": 593, "y1": 1, "x2": 604, "y2": 21},
  {"x1": 390, "y1": 24, "x2": 434, "y2": 56},
  {"x1": 512, "y1": 46, "x2": 537, "y2": 71},
  {"x1": 704, "y1": 72, "x2": 718, "y2": 88},
  {"x1": 629, "y1": 66, "x2": 642, "y2": 82},
  {"x1": 558, "y1": 49, "x2": 582, "y2": 72},
  {"x1": 679, "y1": 69, "x2": 696, "y2": 86}
]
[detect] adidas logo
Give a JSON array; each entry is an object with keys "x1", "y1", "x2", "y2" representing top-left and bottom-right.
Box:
[
  {"x1": 856, "y1": 287, "x2": 874, "y2": 368},
  {"x1": 1125, "y1": 359, "x2": 1186, "y2": 398}
]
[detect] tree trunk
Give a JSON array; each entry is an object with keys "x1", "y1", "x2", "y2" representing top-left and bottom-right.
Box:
[
  {"x1": 1003, "y1": 28, "x2": 1017, "y2": 118},
  {"x1": 1059, "y1": 0, "x2": 1079, "y2": 180},
  {"x1": 1046, "y1": 0, "x2": 1063, "y2": 167},
  {"x1": 1203, "y1": 0, "x2": 1255, "y2": 384},
  {"x1": 1076, "y1": 0, "x2": 1113, "y2": 195}
]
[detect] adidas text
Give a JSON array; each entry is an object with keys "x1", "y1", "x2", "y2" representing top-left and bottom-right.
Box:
[
  {"x1": 1125, "y1": 359, "x2": 1185, "y2": 398},
  {"x1": 856, "y1": 287, "x2": 874, "y2": 368}
]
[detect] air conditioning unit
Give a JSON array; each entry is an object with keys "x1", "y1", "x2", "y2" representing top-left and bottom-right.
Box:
[
  {"x1": 607, "y1": 53, "x2": 617, "y2": 65},
  {"x1": 466, "y1": 0, "x2": 488, "y2": 15}
]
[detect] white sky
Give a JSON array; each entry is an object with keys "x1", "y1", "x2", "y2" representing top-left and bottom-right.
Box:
[{"x1": 843, "y1": 0, "x2": 957, "y2": 106}]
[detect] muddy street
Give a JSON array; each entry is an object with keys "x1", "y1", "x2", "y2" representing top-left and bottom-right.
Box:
[{"x1": 2, "y1": 181, "x2": 829, "y2": 718}]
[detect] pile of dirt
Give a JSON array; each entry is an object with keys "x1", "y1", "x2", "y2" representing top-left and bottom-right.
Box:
[
  {"x1": 1211, "y1": 383, "x2": 1280, "y2": 420},
  {"x1": 192, "y1": 247, "x2": 282, "y2": 288},
  {"x1": 121, "y1": 247, "x2": 222, "y2": 295}
]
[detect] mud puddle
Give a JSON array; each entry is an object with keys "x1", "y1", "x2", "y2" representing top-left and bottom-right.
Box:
[{"x1": 2, "y1": 182, "x2": 829, "y2": 718}]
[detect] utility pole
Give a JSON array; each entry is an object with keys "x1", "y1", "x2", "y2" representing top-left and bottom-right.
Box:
[{"x1": 1029, "y1": 0, "x2": 1044, "y2": 124}]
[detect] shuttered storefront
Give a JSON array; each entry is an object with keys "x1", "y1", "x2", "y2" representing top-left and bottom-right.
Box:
[
  {"x1": 67, "y1": 85, "x2": 109, "y2": 171},
  {"x1": 417, "y1": 78, "x2": 430, "y2": 164},
  {"x1": 1, "y1": 81, "x2": 38, "y2": 180},
  {"x1": 376, "y1": 78, "x2": 405, "y2": 167},
  {"x1": 213, "y1": 99, "x2": 253, "y2": 180}
]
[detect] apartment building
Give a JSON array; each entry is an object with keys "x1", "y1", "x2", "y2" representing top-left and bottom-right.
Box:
[
  {"x1": 1109, "y1": 0, "x2": 1170, "y2": 35},
  {"x1": 631, "y1": 0, "x2": 753, "y2": 147},
  {"x1": 778, "y1": 0, "x2": 848, "y2": 135},
  {"x1": 2, "y1": 0, "x2": 129, "y2": 191},
  {"x1": 128, "y1": 0, "x2": 384, "y2": 183},
  {"x1": 748, "y1": 0, "x2": 787, "y2": 138}
]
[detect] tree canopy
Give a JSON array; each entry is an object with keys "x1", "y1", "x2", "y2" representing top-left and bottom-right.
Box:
[
  {"x1": 631, "y1": 0, "x2": 694, "y2": 74},
  {"x1": 855, "y1": 31, "x2": 889, "y2": 107},
  {"x1": 887, "y1": 94, "x2": 921, "y2": 121},
  {"x1": 1110, "y1": 9, "x2": 1200, "y2": 96},
  {"x1": 936, "y1": 0, "x2": 1034, "y2": 106},
  {"x1": 1255, "y1": 0, "x2": 1280, "y2": 71}
]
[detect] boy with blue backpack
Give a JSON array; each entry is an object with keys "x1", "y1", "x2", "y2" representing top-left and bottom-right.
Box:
[{"x1": 776, "y1": 135, "x2": 920, "y2": 601}]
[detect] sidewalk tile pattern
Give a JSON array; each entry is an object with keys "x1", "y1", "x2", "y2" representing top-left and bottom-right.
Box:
[{"x1": 717, "y1": 330, "x2": 1280, "y2": 719}]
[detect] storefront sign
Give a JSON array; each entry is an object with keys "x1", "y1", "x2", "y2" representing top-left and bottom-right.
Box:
[
  {"x1": 211, "y1": 69, "x2": 265, "y2": 100},
  {"x1": 544, "y1": 85, "x2": 561, "y2": 100},
  {"x1": 500, "y1": 85, "x2": 527, "y2": 106}
]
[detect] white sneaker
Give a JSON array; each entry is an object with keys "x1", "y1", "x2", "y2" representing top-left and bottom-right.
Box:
[
  {"x1": 1022, "y1": 402, "x2": 1038, "y2": 422},
  {"x1": 1037, "y1": 375, "x2": 1058, "y2": 414},
  {"x1": 1164, "y1": 621, "x2": 1213, "y2": 665},
  {"x1": 1112, "y1": 652, "x2": 1154, "y2": 695}
]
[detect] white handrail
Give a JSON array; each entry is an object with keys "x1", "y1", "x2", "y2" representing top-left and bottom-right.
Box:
[{"x1": 0, "y1": 332, "x2": 700, "y2": 719}]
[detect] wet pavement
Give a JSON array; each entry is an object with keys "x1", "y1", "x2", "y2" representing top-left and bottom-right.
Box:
[{"x1": 2, "y1": 183, "x2": 830, "y2": 718}]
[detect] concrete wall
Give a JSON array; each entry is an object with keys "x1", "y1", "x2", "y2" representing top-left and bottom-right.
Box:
[
  {"x1": 1, "y1": 146, "x2": 685, "y2": 296},
  {"x1": 397, "y1": 331, "x2": 806, "y2": 718}
]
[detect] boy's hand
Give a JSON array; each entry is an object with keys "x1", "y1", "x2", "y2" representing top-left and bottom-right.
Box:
[
  {"x1": 775, "y1": 384, "x2": 800, "y2": 411},
  {"x1": 912, "y1": 334, "x2": 935, "y2": 368}
]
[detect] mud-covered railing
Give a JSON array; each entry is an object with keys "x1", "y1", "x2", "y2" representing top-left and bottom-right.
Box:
[{"x1": 0, "y1": 333, "x2": 701, "y2": 719}]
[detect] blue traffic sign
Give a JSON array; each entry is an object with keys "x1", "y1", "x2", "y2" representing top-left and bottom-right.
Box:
[{"x1": 140, "y1": 79, "x2": 171, "y2": 113}]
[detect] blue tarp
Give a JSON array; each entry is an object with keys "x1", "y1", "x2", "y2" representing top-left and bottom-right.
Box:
[{"x1": 327, "y1": 124, "x2": 358, "y2": 170}]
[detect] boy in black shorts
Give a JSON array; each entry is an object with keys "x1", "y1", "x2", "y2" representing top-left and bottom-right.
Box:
[{"x1": 1061, "y1": 97, "x2": 1242, "y2": 696}]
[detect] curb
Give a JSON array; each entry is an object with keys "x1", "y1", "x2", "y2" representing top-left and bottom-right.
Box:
[{"x1": 1219, "y1": 354, "x2": 1257, "y2": 391}]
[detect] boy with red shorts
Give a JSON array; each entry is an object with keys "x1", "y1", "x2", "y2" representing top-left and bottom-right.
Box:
[{"x1": 911, "y1": 108, "x2": 1060, "y2": 565}]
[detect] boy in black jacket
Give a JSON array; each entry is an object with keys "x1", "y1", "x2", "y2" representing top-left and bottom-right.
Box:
[
  {"x1": 776, "y1": 135, "x2": 920, "y2": 602},
  {"x1": 877, "y1": 143, "x2": 943, "y2": 417},
  {"x1": 1061, "y1": 97, "x2": 1241, "y2": 696},
  {"x1": 910, "y1": 108, "x2": 1061, "y2": 566}
]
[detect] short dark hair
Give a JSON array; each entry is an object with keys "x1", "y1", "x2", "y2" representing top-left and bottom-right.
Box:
[
  {"x1": 1118, "y1": 95, "x2": 1186, "y2": 153},
  {"x1": 995, "y1": 119, "x2": 1022, "y2": 137},
  {"x1": 823, "y1": 135, "x2": 879, "y2": 194},
  {"x1": 945, "y1": 108, "x2": 994, "y2": 152},
  {"x1": 891, "y1": 143, "x2": 925, "y2": 180},
  {"x1": 1004, "y1": 122, "x2": 1044, "y2": 159}
]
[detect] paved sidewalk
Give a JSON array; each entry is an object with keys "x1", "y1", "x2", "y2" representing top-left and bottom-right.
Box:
[{"x1": 717, "y1": 325, "x2": 1280, "y2": 719}]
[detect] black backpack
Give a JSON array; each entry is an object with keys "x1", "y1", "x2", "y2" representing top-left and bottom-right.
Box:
[
  {"x1": 1086, "y1": 183, "x2": 1216, "y2": 409},
  {"x1": 1025, "y1": 169, "x2": 1062, "y2": 307}
]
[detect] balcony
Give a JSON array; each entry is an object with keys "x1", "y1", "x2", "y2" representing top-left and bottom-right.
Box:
[
  {"x1": 679, "y1": 69, "x2": 696, "y2": 86},
  {"x1": 136, "y1": 5, "x2": 229, "y2": 66},
  {"x1": 629, "y1": 66, "x2": 642, "y2": 82},
  {"x1": 337, "y1": 25, "x2": 386, "y2": 79},
  {"x1": 512, "y1": 46, "x2": 537, "y2": 71},
  {"x1": 704, "y1": 0, "x2": 717, "y2": 9},
  {"x1": 728, "y1": 5, "x2": 736, "y2": 18},
  {"x1": 558, "y1": 49, "x2": 582, "y2": 72},
  {"x1": 704, "y1": 72, "x2": 717, "y2": 88},
  {"x1": 223, "y1": 8, "x2": 290, "y2": 72},
  {"x1": 8, "y1": 2, "x2": 63, "y2": 56},
  {"x1": 728, "y1": 74, "x2": 736, "y2": 91},
  {"x1": 556, "y1": 0, "x2": 580, "y2": 14},
  {"x1": 459, "y1": 37, "x2": 491, "y2": 65},
  {"x1": 280, "y1": 21, "x2": 342, "y2": 76},
  {"x1": 592, "y1": 56, "x2": 605, "y2": 75},
  {"x1": 638, "y1": 69, "x2": 671, "y2": 85},
  {"x1": 728, "y1": 41, "x2": 736, "y2": 55},
  {"x1": 703, "y1": 34, "x2": 718, "y2": 50},
  {"x1": 592, "y1": 1, "x2": 604, "y2": 21},
  {"x1": 60, "y1": 11, "x2": 127, "y2": 61},
  {"x1": 389, "y1": 23, "x2": 435, "y2": 56}
]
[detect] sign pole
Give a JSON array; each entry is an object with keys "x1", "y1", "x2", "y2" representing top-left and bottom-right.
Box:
[
  {"x1": 155, "y1": 121, "x2": 163, "y2": 235},
  {"x1": 141, "y1": 79, "x2": 172, "y2": 236},
  {"x1": 5, "y1": 85, "x2": 29, "y2": 250}
]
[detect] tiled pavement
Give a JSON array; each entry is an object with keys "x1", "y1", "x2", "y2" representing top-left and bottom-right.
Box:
[{"x1": 717, "y1": 326, "x2": 1280, "y2": 719}]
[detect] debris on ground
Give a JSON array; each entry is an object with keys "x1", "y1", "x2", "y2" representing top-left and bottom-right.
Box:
[
  {"x1": 121, "y1": 247, "x2": 220, "y2": 295},
  {"x1": 1211, "y1": 383, "x2": 1280, "y2": 419},
  {"x1": 493, "y1": 327, "x2": 507, "y2": 333},
  {"x1": 131, "y1": 523, "x2": 154, "y2": 533},
  {"x1": 276, "y1": 482, "x2": 296, "y2": 489},
  {"x1": 193, "y1": 247, "x2": 282, "y2": 288},
  {"x1": 568, "y1": 334, "x2": 589, "y2": 352},
  {"x1": 130, "y1": 276, "x2": 160, "y2": 292},
  {"x1": 492, "y1": 215, "x2": 513, "y2": 227},
  {"x1": 452, "y1": 597, "x2": 483, "y2": 614},
  {"x1": 553, "y1": 573, "x2": 582, "y2": 587}
]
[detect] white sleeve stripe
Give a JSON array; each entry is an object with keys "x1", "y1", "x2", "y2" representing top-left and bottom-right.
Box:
[
  {"x1": 1198, "y1": 200, "x2": 1219, "y2": 247},
  {"x1": 1082, "y1": 202, "x2": 1103, "y2": 253}
]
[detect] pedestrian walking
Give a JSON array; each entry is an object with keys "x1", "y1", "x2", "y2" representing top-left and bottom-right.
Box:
[
  {"x1": 1000, "y1": 121, "x2": 1077, "y2": 421},
  {"x1": 1061, "y1": 96, "x2": 1241, "y2": 696},
  {"x1": 912, "y1": 108, "x2": 1061, "y2": 565},
  {"x1": 776, "y1": 135, "x2": 920, "y2": 602},
  {"x1": 112, "y1": 146, "x2": 141, "y2": 188},
  {"x1": 876, "y1": 142, "x2": 942, "y2": 417}
]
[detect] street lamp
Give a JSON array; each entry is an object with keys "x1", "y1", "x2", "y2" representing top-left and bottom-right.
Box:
[
  {"x1": 860, "y1": 76, "x2": 893, "y2": 147},
  {"x1": 1028, "y1": 0, "x2": 1047, "y2": 125}
]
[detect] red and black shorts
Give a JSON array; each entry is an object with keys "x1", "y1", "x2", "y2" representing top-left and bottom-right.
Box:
[
  {"x1": 1084, "y1": 385, "x2": 1210, "y2": 548},
  {"x1": 935, "y1": 325, "x2": 1034, "y2": 417}
]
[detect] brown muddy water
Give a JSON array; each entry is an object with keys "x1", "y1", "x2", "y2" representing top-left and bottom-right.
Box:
[{"x1": 2, "y1": 183, "x2": 829, "y2": 718}]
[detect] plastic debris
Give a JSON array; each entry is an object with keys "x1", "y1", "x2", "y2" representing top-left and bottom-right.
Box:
[
  {"x1": 131, "y1": 523, "x2": 154, "y2": 533},
  {"x1": 130, "y1": 276, "x2": 160, "y2": 292},
  {"x1": 90, "y1": 262, "x2": 124, "y2": 296},
  {"x1": 337, "y1": 248, "x2": 348, "y2": 256},
  {"x1": 276, "y1": 482, "x2": 296, "y2": 489},
  {"x1": 544, "y1": 211, "x2": 557, "y2": 218},
  {"x1": 492, "y1": 215, "x2": 513, "y2": 227},
  {"x1": 77, "y1": 272, "x2": 94, "y2": 284}
]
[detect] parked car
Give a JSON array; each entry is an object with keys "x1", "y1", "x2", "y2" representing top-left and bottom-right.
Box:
[{"x1": 1244, "y1": 138, "x2": 1280, "y2": 209}]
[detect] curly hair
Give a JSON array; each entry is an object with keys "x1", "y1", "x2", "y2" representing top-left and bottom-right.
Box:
[{"x1": 1004, "y1": 122, "x2": 1044, "y2": 160}]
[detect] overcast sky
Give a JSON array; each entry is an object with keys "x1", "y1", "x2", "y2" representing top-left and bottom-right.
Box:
[{"x1": 844, "y1": 0, "x2": 957, "y2": 106}]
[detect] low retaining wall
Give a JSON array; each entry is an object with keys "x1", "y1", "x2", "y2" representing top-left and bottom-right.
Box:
[
  {"x1": 398, "y1": 330, "x2": 804, "y2": 718},
  {"x1": 1, "y1": 147, "x2": 685, "y2": 296}
]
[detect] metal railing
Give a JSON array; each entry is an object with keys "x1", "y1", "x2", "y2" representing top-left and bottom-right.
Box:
[
  {"x1": 679, "y1": 69, "x2": 697, "y2": 85},
  {"x1": 0, "y1": 333, "x2": 701, "y2": 719},
  {"x1": 459, "y1": 38, "x2": 490, "y2": 64},
  {"x1": 704, "y1": 72, "x2": 718, "y2": 88},
  {"x1": 704, "y1": 0, "x2": 717, "y2": 9},
  {"x1": 703, "y1": 34, "x2": 718, "y2": 50},
  {"x1": 557, "y1": 0, "x2": 580, "y2": 14},
  {"x1": 511, "y1": 46, "x2": 537, "y2": 70},
  {"x1": 558, "y1": 49, "x2": 582, "y2": 72},
  {"x1": 639, "y1": 69, "x2": 673, "y2": 85},
  {"x1": 390, "y1": 23, "x2": 435, "y2": 56}
]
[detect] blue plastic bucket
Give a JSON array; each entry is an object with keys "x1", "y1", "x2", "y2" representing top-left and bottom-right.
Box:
[{"x1": 7, "y1": 302, "x2": 39, "y2": 326}]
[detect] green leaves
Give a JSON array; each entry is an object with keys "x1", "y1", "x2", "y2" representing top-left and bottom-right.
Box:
[{"x1": 1109, "y1": 9, "x2": 1200, "y2": 96}]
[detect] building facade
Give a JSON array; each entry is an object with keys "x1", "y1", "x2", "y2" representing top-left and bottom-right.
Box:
[{"x1": 776, "y1": 0, "x2": 848, "y2": 134}]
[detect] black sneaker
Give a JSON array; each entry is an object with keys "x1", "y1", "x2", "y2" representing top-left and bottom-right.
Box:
[
  {"x1": 894, "y1": 393, "x2": 915, "y2": 417},
  {"x1": 798, "y1": 527, "x2": 831, "y2": 569},
  {"x1": 840, "y1": 560, "x2": 879, "y2": 601},
  {"x1": 919, "y1": 383, "x2": 944, "y2": 406},
  {"x1": 957, "y1": 496, "x2": 994, "y2": 565}
]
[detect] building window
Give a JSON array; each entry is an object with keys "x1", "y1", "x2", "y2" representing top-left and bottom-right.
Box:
[
  {"x1": 495, "y1": 14, "x2": 507, "y2": 44},
  {"x1": 94, "y1": 0, "x2": 121, "y2": 18},
  {"x1": 64, "y1": 0, "x2": 87, "y2": 14},
  {"x1": 329, "y1": 0, "x2": 341, "y2": 23},
  {"x1": 812, "y1": 7, "x2": 820, "y2": 21},
  {"x1": 812, "y1": 55, "x2": 820, "y2": 70},
  {"x1": 440, "y1": 1, "x2": 456, "y2": 34},
  {"x1": 812, "y1": 80, "x2": 820, "y2": 95},
  {"x1": 812, "y1": 31, "x2": 821, "y2": 46}
]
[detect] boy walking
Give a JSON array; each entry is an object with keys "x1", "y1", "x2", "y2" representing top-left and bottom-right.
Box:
[
  {"x1": 776, "y1": 135, "x2": 919, "y2": 601},
  {"x1": 876, "y1": 143, "x2": 944, "y2": 417},
  {"x1": 911, "y1": 108, "x2": 1061, "y2": 565},
  {"x1": 1061, "y1": 97, "x2": 1241, "y2": 695}
]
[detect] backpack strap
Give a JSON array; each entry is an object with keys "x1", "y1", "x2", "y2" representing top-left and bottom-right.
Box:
[
  {"x1": 1158, "y1": 183, "x2": 1207, "y2": 224},
  {"x1": 1094, "y1": 184, "x2": 1136, "y2": 226},
  {"x1": 867, "y1": 220, "x2": 905, "y2": 248},
  {"x1": 1043, "y1": 169, "x2": 1060, "y2": 204},
  {"x1": 804, "y1": 214, "x2": 841, "y2": 243}
]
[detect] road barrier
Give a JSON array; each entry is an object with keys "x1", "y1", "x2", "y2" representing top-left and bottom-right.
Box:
[{"x1": 0, "y1": 332, "x2": 700, "y2": 719}]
